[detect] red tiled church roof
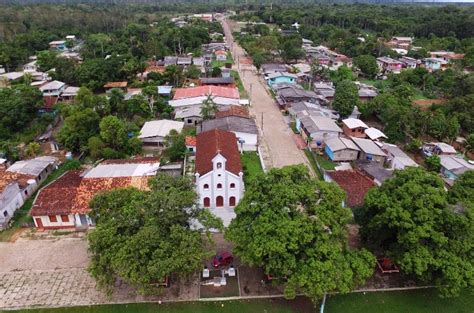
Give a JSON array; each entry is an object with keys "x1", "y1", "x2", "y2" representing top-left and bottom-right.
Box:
[
  {"x1": 326, "y1": 170, "x2": 375, "y2": 208},
  {"x1": 195, "y1": 129, "x2": 242, "y2": 176}
]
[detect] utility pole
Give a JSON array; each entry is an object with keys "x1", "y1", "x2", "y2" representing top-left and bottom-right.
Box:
[{"x1": 261, "y1": 112, "x2": 264, "y2": 133}]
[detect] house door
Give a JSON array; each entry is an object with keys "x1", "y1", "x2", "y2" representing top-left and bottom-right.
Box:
[
  {"x1": 229, "y1": 196, "x2": 236, "y2": 207},
  {"x1": 203, "y1": 197, "x2": 210, "y2": 208},
  {"x1": 35, "y1": 218, "x2": 43, "y2": 228},
  {"x1": 216, "y1": 196, "x2": 224, "y2": 207}
]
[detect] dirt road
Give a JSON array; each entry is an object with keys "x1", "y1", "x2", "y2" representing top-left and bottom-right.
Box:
[{"x1": 221, "y1": 17, "x2": 312, "y2": 172}]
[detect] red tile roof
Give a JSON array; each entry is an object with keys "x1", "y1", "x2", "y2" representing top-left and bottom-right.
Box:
[
  {"x1": 30, "y1": 171, "x2": 83, "y2": 216},
  {"x1": 104, "y1": 81, "x2": 128, "y2": 89},
  {"x1": 30, "y1": 167, "x2": 152, "y2": 216},
  {"x1": 185, "y1": 136, "x2": 197, "y2": 147},
  {"x1": 173, "y1": 86, "x2": 239, "y2": 100},
  {"x1": 215, "y1": 105, "x2": 249, "y2": 119},
  {"x1": 196, "y1": 129, "x2": 242, "y2": 176},
  {"x1": 0, "y1": 169, "x2": 35, "y2": 194},
  {"x1": 326, "y1": 170, "x2": 375, "y2": 208}
]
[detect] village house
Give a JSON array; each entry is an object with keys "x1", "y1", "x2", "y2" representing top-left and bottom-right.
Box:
[
  {"x1": 23, "y1": 60, "x2": 38, "y2": 72},
  {"x1": 60, "y1": 86, "x2": 80, "y2": 101},
  {"x1": 200, "y1": 77, "x2": 235, "y2": 87},
  {"x1": 357, "y1": 161, "x2": 394, "y2": 186},
  {"x1": 200, "y1": 116, "x2": 258, "y2": 152},
  {"x1": 164, "y1": 56, "x2": 178, "y2": 67},
  {"x1": 342, "y1": 118, "x2": 369, "y2": 138},
  {"x1": 0, "y1": 156, "x2": 59, "y2": 229},
  {"x1": 261, "y1": 63, "x2": 289, "y2": 75},
  {"x1": 439, "y1": 155, "x2": 474, "y2": 185},
  {"x1": 274, "y1": 84, "x2": 323, "y2": 108},
  {"x1": 382, "y1": 143, "x2": 418, "y2": 170},
  {"x1": 103, "y1": 81, "x2": 128, "y2": 92},
  {"x1": 299, "y1": 115, "x2": 342, "y2": 146},
  {"x1": 423, "y1": 58, "x2": 447, "y2": 71},
  {"x1": 49, "y1": 40, "x2": 66, "y2": 51},
  {"x1": 387, "y1": 36, "x2": 413, "y2": 49},
  {"x1": 365, "y1": 127, "x2": 387, "y2": 142},
  {"x1": 215, "y1": 105, "x2": 250, "y2": 119},
  {"x1": 324, "y1": 137, "x2": 360, "y2": 162},
  {"x1": 399, "y1": 56, "x2": 419, "y2": 69},
  {"x1": 177, "y1": 57, "x2": 193, "y2": 67},
  {"x1": 314, "y1": 81, "x2": 336, "y2": 101},
  {"x1": 377, "y1": 57, "x2": 403, "y2": 73},
  {"x1": 429, "y1": 51, "x2": 464, "y2": 63},
  {"x1": 324, "y1": 170, "x2": 376, "y2": 208},
  {"x1": 138, "y1": 120, "x2": 184, "y2": 147},
  {"x1": 185, "y1": 136, "x2": 196, "y2": 154},
  {"x1": 195, "y1": 129, "x2": 244, "y2": 227},
  {"x1": 39, "y1": 80, "x2": 66, "y2": 97},
  {"x1": 351, "y1": 137, "x2": 387, "y2": 163},
  {"x1": 174, "y1": 105, "x2": 202, "y2": 126},
  {"x1": 266, "y1": 72, "x2": 298, "y2": 88},
  {"x1": 30, "y1": 158, "x2": 160, "y2": 230},
  {"x1": 423, "y1": 142, "x2": 457, "y2": 156},
  {"x1": 288, "y1": 101, "x2": 338, "y2": 123},
  {"x1": 173, "y1": 85, "x2": 239, "y2": 101},
  {"x1": 158, "y1": 85, "x2": 173, "y2": 97},
  {"x1": 215, "y1": 50, "x2": 228, "y2": 62}
]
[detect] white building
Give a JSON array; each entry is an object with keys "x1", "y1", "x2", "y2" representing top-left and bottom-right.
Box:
[
  {"x1": 39, "y1": 80, "x2": 66, "y2": 97},
  {"x1": 382, "y1": 143, "x2": 418, "y2": 170},
  {"x1": 138, "y1": 119, "x2": 184, "y2": 146},
  {"x1": 195, "y1": 129, "x2": 244, "y2": 227}
]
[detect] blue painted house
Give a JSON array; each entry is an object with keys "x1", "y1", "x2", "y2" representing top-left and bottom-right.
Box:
[
  {"x1": 266, "y1": 72, "x2": 297, "y2": 88},
  {"x1": 49, "y1": 40, "x2": 66, "y2": 51}
]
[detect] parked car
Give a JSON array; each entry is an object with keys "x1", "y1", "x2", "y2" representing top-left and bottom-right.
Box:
[{"x1": 212, "y1": 251, "x2": 233, "y2": 268}]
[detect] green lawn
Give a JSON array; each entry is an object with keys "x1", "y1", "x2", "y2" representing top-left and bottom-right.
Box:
[
  {"x1": 0, "y1": 160, "x2": 79, "y2": 242},
  {"x1": 4, "y1": 298, "x2": 313, "y2": 313},
  {"x1": 241, "y1": 152, "x2": 264, "y2": 182},
  {"x1": 326, "y1": 289, "x2": 474, "y2": 313},
  {"x1": 304, "y1": 150, "x2": 322, "y2": 180},
  {"x1": 231, "y1": 70, "x2": 248, "y2": 98},
  {"x1": 315, "y1": 155, "x2": 336, "y2": 171}
]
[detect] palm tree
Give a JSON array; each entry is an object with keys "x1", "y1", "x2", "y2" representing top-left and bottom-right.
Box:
[{"x1": 200, "y1": 94, "x2": 218, "y2": 120}]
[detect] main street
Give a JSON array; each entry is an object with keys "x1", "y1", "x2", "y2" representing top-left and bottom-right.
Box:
[{"x1": 220, "y1": 17, "x2": 313, "y2": 173}]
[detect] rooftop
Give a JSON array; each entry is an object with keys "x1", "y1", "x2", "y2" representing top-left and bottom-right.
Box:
[
  {"x1": 325, "y1": 137, "x2": 360, "y2": 152},
  {"x1": 343, "y1": 118, "x2": 369, "y2": 129},
  {"x1": 215, "y1": 105, "x2": 249, "y2": 119},
  {"x1": 185, "y1": 136, "x2": 197, "y2": 147},
  {"x1": 382, "y1": 143, "x2": 418, "y2": 167},
  {"x1": 326, "y1": 170, "x2": 375, "y2": 207},
  {"x1": 103, "y1": 81, "x2": 128, "y2": 89},
  {"x1": 173, "y1": 86, "x2": 239, "y2": 100},
  {"x1": 196, "y1": 129, "x2": 242, "y2": 176},
  {"x1": 7, "y1": 156, "x2": 58, "y2": 177},
  {"x1": 351, "y1": 138, "x2": 387, "y2": 156},
  {"x1": 301, "y1": 115, "x2": 342, "y2": 134},
  {"x1": 200, "y1": 116, "x2": 258, "y2": 135},
  {"x1": 200, "y1": 77, "x2": 235, "y2": 85},
  {"x1": 138, "y1": 120, "x2": 184, "y2": 139},
  {"x1": 365, "y1": 127, "x2": 387, "y2": 141}
]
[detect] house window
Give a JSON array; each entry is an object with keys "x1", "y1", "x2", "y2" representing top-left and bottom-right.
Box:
[
  {"x1": 3, "y1": 211, "x2": 8, "y2": 217},
  {"x1": 49, "y1": 215, "x2": 58, "y2": 223},
  {"x1": 24, "y1": 190, "x2": 28, "y2": 196},
  {"x1": 351, "y1": 129, "x2": 355, "y2": 133},
  {"x1": 230, "y1": 183, "x2": 235, "y2": 189},
  {"x1": 217, "y1": 183, "x2": 222, "y2": 189},
  {"x1": 61, "y1": 215, "x2": 69, "y2": 223},
  {"x1": 187, "y1": 119, "x2": 192, "y2": 124},
  {"x1": 203, "y1": 184, "x2": 209, "y2": 189},
  {"x1": 216, "y1": 162, "x2": 222, "y2": 169}
]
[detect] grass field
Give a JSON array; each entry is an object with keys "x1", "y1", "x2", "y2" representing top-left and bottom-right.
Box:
[
  {"x1": 0, "y1": 160, "x2": 77, "y2": 242},
  {"x1": 315, "y1": 155, "x2": 336, "y2": 171},
  {"x1": 231, "y1": 70, "x2": 248, "y2": 98},
  {"x1": 5, "y1": 298, "x2": 314, "y2": 313},
  {"x1": 326, "y1": 289, "x2": 474, "y2": 313},
  {"x1": 241, "y1": 152, "x2": 263, "y2": 183}
]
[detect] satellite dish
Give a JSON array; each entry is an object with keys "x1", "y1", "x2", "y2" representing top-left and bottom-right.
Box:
[{"x1": 27, "y1": 179, "x2": 36, "y2": 185}]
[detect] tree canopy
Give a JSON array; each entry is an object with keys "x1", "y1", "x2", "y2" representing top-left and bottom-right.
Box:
[
  {"x1": 333, "y1": 80, "x2": 359, "y2": 118},
  {"x1": 358, "y1": 167, "x2": 474, "y2": 297},
  {"x1": 88, "y1": 173, "x2": 222, "y2": 293},
  {"x1": 226, "y1": 165, "x2": 375, "y2": 301}
]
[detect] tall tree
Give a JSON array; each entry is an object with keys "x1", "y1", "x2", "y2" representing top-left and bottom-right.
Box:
[
  {"x1": 99, "y1": 115, "x2": 128, "y2": 151},
  {"x1": 358, "y1": 167, "x2": 474, "y2": 297},
  {"x1": 58, "y1": 108, "x2": 100, "y2": 153},
  {"x1": 200, "y1": 94, "x2": 218, "y2": 120},
  {"x1": 226, "y1": 165, "x2": 375, "y2": 301},
  {"x1": 353, "y1": 55, "x2": 378, "y2": 78},
  {"x1": 88, "y1": 174, "x2": 221, "y2": 293},
  {"x1": 333, "y1": 80, "x2": 359, "y2": 118}
]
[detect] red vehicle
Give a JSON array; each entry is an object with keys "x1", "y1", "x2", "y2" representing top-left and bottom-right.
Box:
[{"x1": 212, "y1": 251, "x2": 233, "y2": 268}]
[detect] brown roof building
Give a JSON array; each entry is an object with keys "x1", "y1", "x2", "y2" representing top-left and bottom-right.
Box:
[
  {"x1": 215, "y1": 105, "x2": 250, "y2": 119},
  {"x1": 325, "y1": 170, "x2": 376, "y2": 208},
  {"x1": 196, "y1": 129, "x2": 242, "y2": 176}
]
